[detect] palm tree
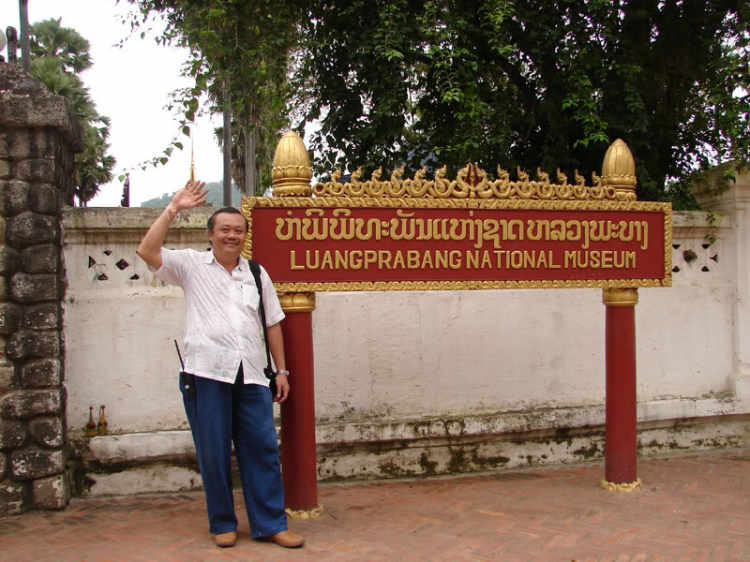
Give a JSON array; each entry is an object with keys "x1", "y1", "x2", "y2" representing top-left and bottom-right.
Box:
[
  {"x1": 30, "y1": 18, "x2": 92, "y2": 75},
  {"x1": 28, "y1": 20, "x2": 115, "y2": 205},
  {"x1": 76, "y1": 123, "x2": 116, "y2": 205},
  {"x1": 30, "y1": 57, "x2": 97, "y2": 122}
]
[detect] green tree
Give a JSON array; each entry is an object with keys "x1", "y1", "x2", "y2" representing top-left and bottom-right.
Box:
[
  {"x1": 29, "y1": 18, "x2": 93, "y2": 74},
  {"x1": 77, "y1": 122, "x2": 116, "y2": 203},
  {"x1": 122, "y1": 0, "x2": 299, "y2": 196},
  {"x1": 28, "y1": 19, "x2": 116, "y2": 206},
  {"x1": 29, "y1": 56, "x2": 97, "y2": 122},
  {"x1": 121, "y1": 1, "x2": 750, "y2": 207},
  {"x1": 294, "y1": 0, "x2": 750, "y2": 208}
]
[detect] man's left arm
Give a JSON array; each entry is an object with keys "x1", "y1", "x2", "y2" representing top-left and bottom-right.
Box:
[{"x1": 267, "y1": 323, "x2": 289, "y2": 403}]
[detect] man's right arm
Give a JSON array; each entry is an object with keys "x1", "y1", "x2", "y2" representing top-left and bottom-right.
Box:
[{"x1": 137, "y1": 181, "x2": 207, "y2": 269}]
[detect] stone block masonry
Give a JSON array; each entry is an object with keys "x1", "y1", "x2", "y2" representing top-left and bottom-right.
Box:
[{"x1": 0, "y1": 63, "x2": 83, "y2": 514}]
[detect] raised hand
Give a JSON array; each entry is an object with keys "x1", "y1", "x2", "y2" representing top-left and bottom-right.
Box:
[
  {"x1": 171, "y1": 180, "x2": 208, "y2": 212},
  {"x1": 138, "y1": 181, "x2": 210, "y2": 269}
]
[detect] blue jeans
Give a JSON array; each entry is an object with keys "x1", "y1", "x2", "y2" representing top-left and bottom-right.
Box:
[{"x1": 180, "y1": 365, "x2": 288, "y2": 537}]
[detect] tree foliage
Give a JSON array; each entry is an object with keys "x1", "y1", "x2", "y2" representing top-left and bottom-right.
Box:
[
  {"x1": 294, "y1": 0, "x2": 750, "y2": 207},
  {"x1": 121, "y1": 1, "x2": 750, "y2": 208},
  {"x1": 121, "y1": 0, "x2": 300, "y2": 195},
  {"x1": 28, "y1": 19, "x2": 116, "y2": 205},
  {"x1": 30, "y1": 18, "x2": 93, "y2": 74}
]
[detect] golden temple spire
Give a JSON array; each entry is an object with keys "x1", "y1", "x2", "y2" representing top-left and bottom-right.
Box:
[
  {"x1": 601, "y1": 139, "x2": 637, "y2": 200},
  {"x1": 189, "y1": 132, "x2": 196, "y2": 182},
  {"x1": 272, "y1": 131, "x2": 313, "y2": 197}
]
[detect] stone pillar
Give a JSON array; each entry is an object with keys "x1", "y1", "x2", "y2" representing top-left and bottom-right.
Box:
[{"x1": 0, "y1": 63, "x2": 83, "y2": 514}]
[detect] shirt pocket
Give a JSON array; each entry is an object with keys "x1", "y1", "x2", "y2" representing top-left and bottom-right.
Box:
[{"x1": 242, "y1": 283, "x2": 260, "y2": 312}]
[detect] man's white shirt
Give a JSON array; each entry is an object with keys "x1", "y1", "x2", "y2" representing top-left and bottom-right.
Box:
[{"x1": 151, "y1": 248, "x2": 284, "y2": 385}]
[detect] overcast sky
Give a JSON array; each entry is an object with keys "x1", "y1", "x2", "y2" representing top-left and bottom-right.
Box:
[{"x1": 5, "y1": 0, "x2": 225, "y2": 206}]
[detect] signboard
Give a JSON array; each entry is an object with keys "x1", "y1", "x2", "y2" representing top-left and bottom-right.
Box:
[{"x1": 243, "y1": 197, "x2": 671, "y2": 292}]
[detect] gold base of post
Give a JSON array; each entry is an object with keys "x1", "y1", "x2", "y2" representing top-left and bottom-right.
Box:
[
  {"x1": 285, "y1": 504, "x2": 325, "y2": 520},
  {"x1": 599, "y1": 478, "x2": 643, "y2": 493}
]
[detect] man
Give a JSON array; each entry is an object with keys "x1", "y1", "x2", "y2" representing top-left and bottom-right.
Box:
[{"x1": 137, "y1": 180, "x2": 304, "y2": 549}]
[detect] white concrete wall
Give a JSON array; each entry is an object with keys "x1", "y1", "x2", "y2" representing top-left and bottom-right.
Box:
[{"x1": 62, "y1": 172, "x2": 750, "y2": 494}]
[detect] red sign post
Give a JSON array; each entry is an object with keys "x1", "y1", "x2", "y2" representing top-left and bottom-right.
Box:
[{"x1": 245, "y1": 134, "x2": 671, "y2": 515}]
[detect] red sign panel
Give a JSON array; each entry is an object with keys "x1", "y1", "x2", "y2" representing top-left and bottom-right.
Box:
[{"x1": 243, "y1": 198, "x2": 672, "y2": 291}]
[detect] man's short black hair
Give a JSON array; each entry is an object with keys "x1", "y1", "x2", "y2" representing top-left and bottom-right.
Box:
[{"x1": 207, "y1": 207, "x2": 248, "y2": 233}]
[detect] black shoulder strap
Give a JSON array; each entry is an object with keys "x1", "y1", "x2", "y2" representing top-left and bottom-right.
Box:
[{"x1": 249, "y1": 260, "x2": 272, "y2": 373}]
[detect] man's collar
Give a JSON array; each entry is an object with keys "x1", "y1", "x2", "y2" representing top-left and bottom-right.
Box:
[{"x1": 203, "y1": 249, "x2": 246, "y2": 270}]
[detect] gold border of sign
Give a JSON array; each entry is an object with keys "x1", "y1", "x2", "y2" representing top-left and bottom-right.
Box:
[{"x1": 241, "y1": 197, "x2": 672, "y2": 292}]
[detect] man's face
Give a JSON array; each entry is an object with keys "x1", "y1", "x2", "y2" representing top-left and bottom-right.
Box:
[{"x1": 208, "y1": 213, "x2": 247, "y2": 259}]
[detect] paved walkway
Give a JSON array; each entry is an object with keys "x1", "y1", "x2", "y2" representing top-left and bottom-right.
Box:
[{"x1": 2, "y1": 448, "x2": 750, "y2": 561}]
